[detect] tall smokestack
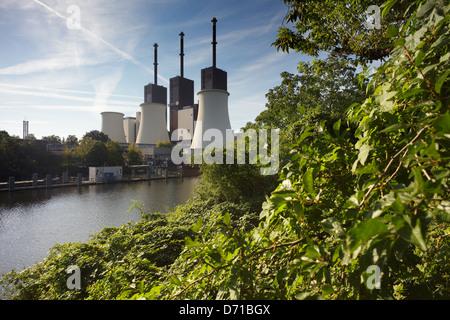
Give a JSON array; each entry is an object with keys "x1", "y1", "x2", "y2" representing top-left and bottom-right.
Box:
[
  {"x1": 192, "y1": 17, "x2": 231, "y2": 149},
  {"x1": 180, "y1": 32, "x2": 185, "y2": 78},
  {"x1": 153, "y1": 43, "x2": 158, "y2": 85},
  {"x1": 211, "y1": 17, "x2": 217, "y2": 68}
]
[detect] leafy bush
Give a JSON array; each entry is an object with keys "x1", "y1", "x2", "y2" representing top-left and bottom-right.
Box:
[{"x1": 147, "y1": 0, "x2": 449, "y2": 300}]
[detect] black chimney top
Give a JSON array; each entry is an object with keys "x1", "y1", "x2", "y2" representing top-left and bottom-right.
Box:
[
  {"x1": 211, "y1": 17, "x2": 217, "y2": 68},
  {"x1": 144, "y1": 42, "x2": 166, "y2": 105},
  {"x1": 153, "y1": 43, "x2": 158, "y2": 85},
  {"x1": 200, "y1": 17, "x2": 227, "y2": 91},
  {"x1": 179, "y1": 32, "x2": 185, "y2": 78}
]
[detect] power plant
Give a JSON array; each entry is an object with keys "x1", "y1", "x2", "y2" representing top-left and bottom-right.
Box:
[
  {"x1": 100, "y1": 18, "x2": 232, "y2": 163},
  {"x1": 100, "y1": 111, "x2": 127, "y2": 143},
  {"x1": 169, "y1": 32, "x2": 198, "y2": 142},
  {"x1": 135, "y1": 43, "x2": 171, "y2": 145},
  {"x1": 191, "y1": 17, "x2": 232, "y2": 150}
]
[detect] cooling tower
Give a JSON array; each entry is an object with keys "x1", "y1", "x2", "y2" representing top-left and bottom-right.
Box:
[
  {"x1": 135, "y1": 43, "x2": 170, "y2": 145},
  {"x1": 101, "y1": 111, "x2": 127, "y2": 143},
  {"x1": 191, "y1": 89, "x2": 231, "y2": 149},
  {"x1": 123, "y1": 117, "x2": 136, "y2": 143},
  {"x1": 135, "y1": 102, "x2": 169, "y2": 144},
  {"x1": 191, "y1": 18, "x2": 232, "y2": 150},
  {"x1": 136, "y1": 111, "x2": 141, "y2": 139}
]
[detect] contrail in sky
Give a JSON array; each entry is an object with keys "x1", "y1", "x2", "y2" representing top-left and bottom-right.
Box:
[{"x1": 31, "y1": 0, "x2": 169, "y2": 84}]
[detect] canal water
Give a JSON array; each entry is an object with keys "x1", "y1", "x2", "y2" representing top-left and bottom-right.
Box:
[{"x1": 0, "y1": 177, "x2": 200, "y2": 275}]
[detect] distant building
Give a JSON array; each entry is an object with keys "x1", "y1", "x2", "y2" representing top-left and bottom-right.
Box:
[{"x1": 89, "y1": 166, "x2": 123, "y2": 183}]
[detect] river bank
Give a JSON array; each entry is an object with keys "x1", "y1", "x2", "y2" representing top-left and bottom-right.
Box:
[{"x1": 0, "y1": 165, "x2": 200, "y2": 192}]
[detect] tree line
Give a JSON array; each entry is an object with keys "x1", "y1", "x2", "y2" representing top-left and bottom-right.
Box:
[{"x1": 0, "y1": 130, "x2": 144, "y2": 181}]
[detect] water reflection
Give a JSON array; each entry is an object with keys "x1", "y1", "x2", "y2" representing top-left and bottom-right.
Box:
[{"x1": 0, "y1": 177, "x2": 199, "y2": 275}]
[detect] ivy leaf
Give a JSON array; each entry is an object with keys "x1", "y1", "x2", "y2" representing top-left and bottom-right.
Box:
[
  {"x1": 358, "y1": 143, "x2": 373, "y2": 165},
  {"x1": 386, "y1": 25, "x2": 399, "y2": 38},
  {"x1": 395, "y1": 37, "x2": 406, "y2": 46},
  {"x1": 435, "y1": 70, "x2": 449, "y2": 94},
  {"x1": 433, "y1": 111, "x2": 450, "y2": 135},
  {"x1": 333, "y1": 119, "x2": 341, "y2": 136},
  {"x1": 137, "y1": 280, "x2": 145, "y2": 293},
  {"x1": 435, "y1": 201, "x2": 450, "y2": 223},
  {"x1": 322, "y1": 284, "x2": 334, "y2": 296},
  {"x1": 223, "y1": 212, "x2": 231, "y2": 227},
  {"x1": 400, "y1": 88, "x2": 426, "y2": 99},
  {"x1": 170, "y1": 276, "x2": 183, "y2": 286},
  {"x1": 393, "y1": 216, "x2": 428, "y2": 251},
  {"x1": 321, "y1": 217, "x2": 345, "y2": 238},
  {"x1": 191, "y1": 217, "x2": 203, "y2": 232},
  {"x1": 303, "y1": 168, "x2": 315, "y2": 197},
  {"x1": 348, "y1": 219, "x2": 388, "y2": 242},
  {"x1": 380, "y1": 123, "x2": 410, "y2": 133}
]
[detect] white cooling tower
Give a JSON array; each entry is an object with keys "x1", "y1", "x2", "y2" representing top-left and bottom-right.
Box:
[
  {"x1": 135, "y1": 102, "x2": 170, "y2": 144},
  {"x1": 136, "y1": 112, "x2": 141, "y2": 139},
  {"x1": 191, "y1": 18, "x2": 232, "y2": 150},
  {"x1": 191, "y1": 89, "x2": 231, "y2": 149},
  {"x1": 101, "y1": 111, "x2": 127, "y2": 143},
  {"x1": 123, "y1": 117, "x2": 136, "y2": 143},
  {"x1": 135, "y1": 43, "x2": 169, "y2": 145}
]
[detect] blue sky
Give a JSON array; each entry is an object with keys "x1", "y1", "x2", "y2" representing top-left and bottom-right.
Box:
[{"x1": 0, "y1": 0, "x2": 308, "y2": 140}]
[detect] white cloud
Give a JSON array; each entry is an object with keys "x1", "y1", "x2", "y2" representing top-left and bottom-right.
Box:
[
  {"x1": 0, "y1": 53, "x2": 99, "y2": 75},
  {"x1": 0, "y1": 82, "x2": 141, "y2": 112}
]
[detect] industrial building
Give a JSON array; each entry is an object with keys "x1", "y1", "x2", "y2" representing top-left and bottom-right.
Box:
[
  {"x1": 89, "y1": 166, "x2": 123, "y2": 183},
  {"x1": 191, "y1": 17, "x2": 232, "y2": 150},
  {"x1": 100, "y1": 17, "x2": 232, "y2": 164}
]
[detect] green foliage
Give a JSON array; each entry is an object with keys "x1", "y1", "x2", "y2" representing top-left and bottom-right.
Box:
[
  {"x1": 72, "y1": 135, "x2": 125, "y2": 167},
  {"x1": 197, "y1": 161, "x2": 278, "y2": 209},
  {"x1": 150, "y1": 0, "x2": 449, "y2": 300},
  {"x1": 0, "y1": 131, "x2": 62, "y2": 180},
  {"x1": 65, "y1": 135, "x2": 79, "y2": 146},
  {"x1": 106, "y1": 140, "x2": 124, "y2": 166},
  {"x1": 156, "y1": 140, "x2": 173, "y2": 148},
  {"x1": 41, "y1": 135, "x2": 62, "y2": 144},
  {"x1": 82, "y1": 130, "x2": 110, "y2": 144},
  {"x1": 255, "y1": 54, "x2": 367, "y2": 131},
  {"x1": 273, "y1": 0, "x2": 421, "y2": 64},
  {"x1": 76, "y1": 138, "x2": 109, "y2": 167},
  {"x1": 125, "y1": 143, "x2": 144, "y2": 165},
  {"x1": 248, "y1": 54, "x2": 367, "y2": 162},
  {"x1": 0, "y1": 202, "x2": 194, "y2": 300}
]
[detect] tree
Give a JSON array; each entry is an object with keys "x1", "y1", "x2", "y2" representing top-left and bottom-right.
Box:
[
  {"x1": 63, "y1": 146, "x2": 79, "y2": 168},
  {"x1": 77, "y1": 138, "x2": 109, "y2": 167},
  {"x1": 255, "y1": 54, "x2": 367, "y2": 131},
  {"x1": 0, "y1": 131, "x2": 61, "y2": 180},
  {"x1": 82, "y1": 130, "x2": 110, "y2": 143},
  {"x1": 273, "y1": 0, "x2": 417, "y2": 65},
  {"x1": 125, "y1": 143, "x2": 144, "y2": 165},
  {"x1": 156, "y1": 140, "x2": 172, "y2": 148},
  {"x1": 42, "y1": 135, "x2": 62, "y2": 143},
  {"x1": 65, "y1": 135, "x2": 79, "y2": 146},
  {"x1": 106, "y1": 141, "x2": 124, "y2": 166},
  {"x1": 246, "y1": 54, "x2": 367, "y2": 158}
]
